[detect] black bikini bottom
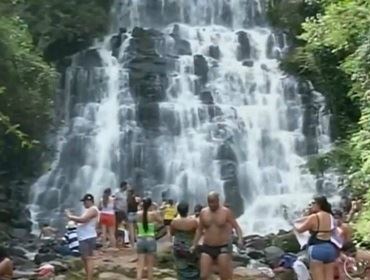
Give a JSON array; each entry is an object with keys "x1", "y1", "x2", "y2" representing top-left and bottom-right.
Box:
[{"x1": 200, "y1": 243, "x2": 231, "y2": 260}]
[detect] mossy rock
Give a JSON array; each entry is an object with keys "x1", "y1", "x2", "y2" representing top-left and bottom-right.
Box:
[{"x1": 270, "y1": 232, "x2": 301, "y2": 253}]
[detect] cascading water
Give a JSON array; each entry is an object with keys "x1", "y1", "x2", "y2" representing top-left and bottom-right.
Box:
[{"x1": 30, "y1": 0, "x2": 334, "y2": 234}]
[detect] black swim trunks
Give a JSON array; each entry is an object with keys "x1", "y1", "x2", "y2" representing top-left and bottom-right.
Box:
[{"x1": 201, "y1": 243, "x2": 231, "y2": 260}]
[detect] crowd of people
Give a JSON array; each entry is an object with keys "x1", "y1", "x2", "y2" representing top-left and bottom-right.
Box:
[
  {"x1": 1, "y1": 180, "x2": 370, "y2": 280},
  {"x1": 63, "y1": 183, "x2": 244, "y2": 280}
]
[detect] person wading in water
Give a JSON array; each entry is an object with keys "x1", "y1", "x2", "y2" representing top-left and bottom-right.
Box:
[{"x1": 191, "y1": 191, "x2": 243, "y2": 280}]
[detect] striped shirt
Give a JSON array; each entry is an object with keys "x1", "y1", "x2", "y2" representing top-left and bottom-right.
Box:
[{"x1": 63, "y1": 228, "x2": 79, "y2": 253}]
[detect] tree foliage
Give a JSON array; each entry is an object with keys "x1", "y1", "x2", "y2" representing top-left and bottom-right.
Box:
[
  {"x1": 0, "y1": 0, "x2": 111, "y2": 178},
  {"x1": 269, "y1": 0, "x2": 370, "y2": 239}
]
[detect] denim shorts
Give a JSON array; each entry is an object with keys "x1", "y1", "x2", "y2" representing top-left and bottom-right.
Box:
[
  {"x1": 308, "y1": 243, "x2": 338, "y2": 264},
  {"x1": 137, "y1": 237, "x2": 157, "y2": 254},
  {"x1": 127, "y1": 212, "x2": 137, "y2": 223}
]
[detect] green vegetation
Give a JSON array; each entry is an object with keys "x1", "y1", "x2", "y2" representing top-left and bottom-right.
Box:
[
  {"x1": 0, "y1": 0, "x2": 112, "y2": 179},
  {"x1": 268, "y1": 0, "x2": 370, "y2": 239}
]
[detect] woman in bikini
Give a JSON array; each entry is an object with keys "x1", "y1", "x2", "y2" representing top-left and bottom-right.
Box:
[{"x1": 295, "y1": 196, "x2": 341, "y2": 280}]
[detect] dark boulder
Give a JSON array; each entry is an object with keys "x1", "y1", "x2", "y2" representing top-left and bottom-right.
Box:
[
  {"x1": 199, "y1": 91, "x2": 214, "y2": 105},
  {"x1": 223, "y1": 179, "x2": 244, "y2": 218},
  {"x1": 242, "y1": 60, "x2": 254, "y2": 67},
  {"x1": 137, "y1": 102, "x2": 160, "y2": 129},
  {"x1": 75, "y1": 48, "x2": 102, "y2": 69},
  {"x1": 209, "y1": 45, "x2": 220, "y2": 60},
  {"x1": 174, "y1": 39, "x2": 192, "y2": 56},
  {"x1": 34, "y1": 253, "x2": 59, "y2": 265},
  {"x1": 270, "y1": 231, "x2": 301, "y2": 253},
  {"x1": 11, "y1": 228, "x2": 30, "y2": 240},
  {"x1": 194, "y1": 55, "x2": 208, "y2": 84},
  {"x1": 246, "y1": 248, "x2": 265, "y2": 260},
  {"x1": 236, "y1": 31, "x2": 251, "y2": 61},
  {"x1": 216, "y1": 143, "x2": 238, "y2": 162},
  {"x1": 220, "y1": 161, "x2": 238, "y2": 180},
  {"x1": 221, "y1": 1, "x2": 232, "y2": 26},
  {"x1": 264, "y1": 246, "x2": 284, "y2": 266}
]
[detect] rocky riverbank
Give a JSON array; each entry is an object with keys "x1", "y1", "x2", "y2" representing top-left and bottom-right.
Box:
[{"x1": 5, "y1": 231, "x2": 303, "y2": 279}]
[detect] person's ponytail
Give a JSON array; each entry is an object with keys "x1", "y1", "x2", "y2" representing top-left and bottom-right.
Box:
[{"x1": 142, "y1": 197, "x2": 152, "y2": 232}]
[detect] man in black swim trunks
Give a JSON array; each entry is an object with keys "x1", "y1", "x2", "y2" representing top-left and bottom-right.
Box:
[{"x1": 191, "y1": 191, "x2": 243, "y2": 280}]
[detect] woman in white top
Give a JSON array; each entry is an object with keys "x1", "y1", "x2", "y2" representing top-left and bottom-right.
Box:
[
  {"x1": 66, "y1": 193, "x2": 99, "y2": 280},
  {"x1": 98, "y1": 188, "x2": 117, "y2": 248}
]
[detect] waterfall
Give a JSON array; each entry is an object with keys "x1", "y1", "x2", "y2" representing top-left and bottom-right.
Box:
[{"x1": 30, "y1": 0, "x2": 333, "y2": 234}]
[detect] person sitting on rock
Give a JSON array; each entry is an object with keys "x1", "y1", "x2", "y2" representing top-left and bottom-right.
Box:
[
  {"x1": 62, "y1": 221, "x2": 80, "y2": 257},
  {"x1": 0, "y1": 246, "x2": 13, "y2": 280},
  {"x1": 272, "y1": 253, "x2": 311, "y2": 280},
  {"x1": 39, "y1": 223, "x2": 58, "y2": 240}
]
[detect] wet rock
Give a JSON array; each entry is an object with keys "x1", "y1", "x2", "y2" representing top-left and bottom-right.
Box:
[
  {"x1": 11, "y1": 217, "x2": 32, "y2": 229},
  {"x1": 244, "y1": 235, "x2": 269, "y2": 250},
  {"x1": 34, "y1": 253, "x2": 59, "y2": 265},
  {"x1": 174, "y1": 39, "x2": 192, "y2": 55},
  {"x1": 270, "y1": 231, "x2": 301, "y2": 253},
  {"x1": 223, "y1": 179, "x2": 244, "y2": 218},
  {"x1": 217, "y1": 143, "x2": 238, "y2": 162},
  {"x1": 246, "y1": 248, "x2": 265, "y2": 259},
  {"x1": 199, "y1": 91, "x2": 214, "y2": 104},
  {"x1": 209, "y1": 45, "x2": 220, "y2": 60},
  {"x1": 11, "y1": 228, "x2": 29, "y2": 240},
  {"x1": 9, "y1": 246, "x2": 28, "y2": 258},
  {"x1": 137, "y1": 102, "x2": 160, "y2": 129},
  {"x1": 264, "y1": 246, "x2": 284, "y2": 266},
  {"x1": 266, "y1": 34, "x2": 275, "y2": 59},
  {"x1": 242, "y1": 60, "x2": 254, "y2": 67},
  {"x1": 194, "y1": 54, "x2": 208, "y2": 84},
  {"x1": 237, "y1": 31, "x2": 251, "y2": 61},
  {"x1": 220, "y1": 161, "x2": 237, "y2": 180},
  {"x1": 221, "y1": 1, "x2": 232, "y2": 26},
  {"x1": 261, "y1": 64, "x2": 269, "y2": 72},
  {"x1": 0, "y1": 208, "x2": 12, "y2": 222},
  {"x1": 75, "y1": 48, "x2": 102, "y2": 68}
]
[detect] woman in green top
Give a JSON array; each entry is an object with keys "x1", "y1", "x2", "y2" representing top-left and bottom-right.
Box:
[{"x1": 136, "y1": 197, "x2": 162, "y2": 280}]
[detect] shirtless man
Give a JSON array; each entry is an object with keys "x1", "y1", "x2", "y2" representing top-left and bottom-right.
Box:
[{"x1": 191, "y1": 192, "x2": 243, "y2": 280}]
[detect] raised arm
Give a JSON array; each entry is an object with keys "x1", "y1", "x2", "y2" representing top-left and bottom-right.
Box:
[
  {"x1": 294, "y1": 214, "x2": 314, "y2": 233},
  {"x1": 66, "y1": 207, "x2": 98, "y2": 224}
]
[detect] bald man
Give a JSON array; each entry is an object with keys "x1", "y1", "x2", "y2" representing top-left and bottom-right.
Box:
[{"x1": 191, "y1": 192, "x2": 243, "y2": 280}]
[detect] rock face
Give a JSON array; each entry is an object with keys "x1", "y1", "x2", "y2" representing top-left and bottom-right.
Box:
[{"x1": 0, "y1": 180, "x2": 33, "y2": 241}]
